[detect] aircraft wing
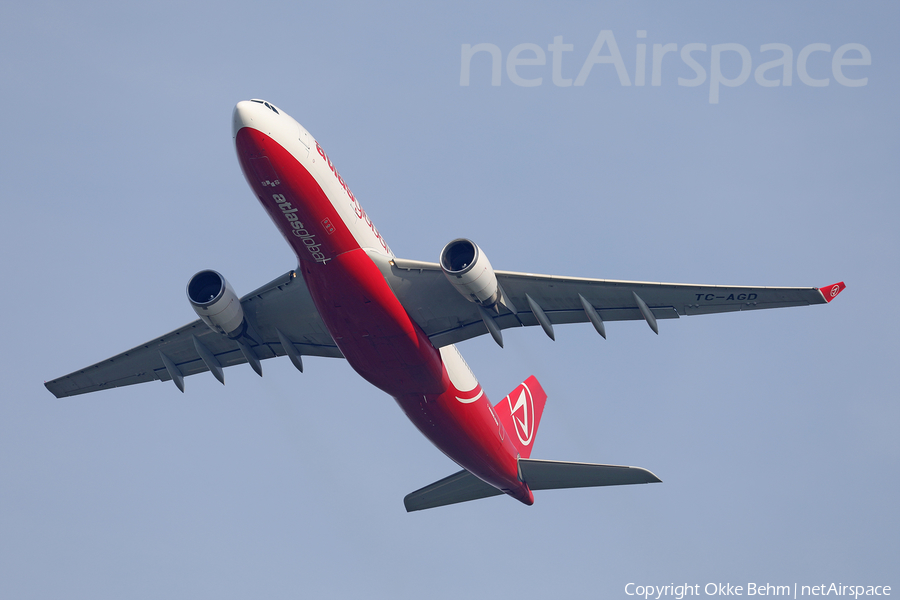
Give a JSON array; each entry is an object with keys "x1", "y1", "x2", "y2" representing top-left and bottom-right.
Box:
[
  {"x1": 387, "y1": 258, "x2": 845, "y2": 347},
  {"x1": 46, "y1": 256, "x2": 844, "y2": 397},
  {"x1": 45, "y1": 270, "x2": 342, "y2": 398}
]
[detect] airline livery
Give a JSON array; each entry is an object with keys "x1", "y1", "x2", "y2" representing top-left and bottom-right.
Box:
[{"x1": 45, "y1": 100, "x2": 845, "y2": 511}]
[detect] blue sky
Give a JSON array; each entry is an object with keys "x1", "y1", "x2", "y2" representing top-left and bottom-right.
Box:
[{"x1": 1, "y1": 2, "x2": 897, "y2": 598}]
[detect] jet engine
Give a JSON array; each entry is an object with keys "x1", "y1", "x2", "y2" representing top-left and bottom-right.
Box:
[
  {"x1": 187, "y1": 270, "x2": 247, "y2": 338},
  {"x1": 439, "y1": 238, "x2": 500, "y2": 307}
]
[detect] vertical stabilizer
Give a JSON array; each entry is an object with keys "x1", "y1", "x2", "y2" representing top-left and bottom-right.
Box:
[{"x1": 494, "y1": 376, "x2": 547, "y2": 459}]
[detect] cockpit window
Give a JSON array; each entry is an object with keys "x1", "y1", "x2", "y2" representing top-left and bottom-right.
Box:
[{"x1": 250, "y1": 99, "x2": 279, "y2": 115}]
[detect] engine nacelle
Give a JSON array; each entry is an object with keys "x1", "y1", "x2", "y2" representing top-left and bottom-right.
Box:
[
  {"x1": 440, "y1": 238, "x2": 500, "y2": 307},
  {"x1": 187, "y1": 270, "x2": 246, "y2": 337}
]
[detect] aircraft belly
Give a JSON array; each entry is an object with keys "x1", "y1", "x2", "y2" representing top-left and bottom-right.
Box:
[
  {"x1": 235, "y1": 119, "x2": 529, "y2": 503},
  {"x1": 301, "y1": 251, "x2": 528, "y2": 500},
  {"x1": 299, "y1": 249, "x2": 445, "y2": 396}
]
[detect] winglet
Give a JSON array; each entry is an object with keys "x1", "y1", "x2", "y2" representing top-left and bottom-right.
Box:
[{"x1": 819, "y1": 282, "x2": 846, "y2": 303}]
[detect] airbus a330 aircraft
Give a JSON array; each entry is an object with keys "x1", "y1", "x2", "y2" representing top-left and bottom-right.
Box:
[{"x1": 46, "y1": 100, "x2": 845, "y2": 511}]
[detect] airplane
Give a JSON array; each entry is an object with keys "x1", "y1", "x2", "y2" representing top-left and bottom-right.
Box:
[{"x1": 45, "y1": 99, "x2": 845, "y2": 511}]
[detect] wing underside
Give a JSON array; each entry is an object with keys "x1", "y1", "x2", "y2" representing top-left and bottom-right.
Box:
[
  {"x1": 45, "y1": 270, "x2": 341, "y2": 398},
  {"x1": 385, "y1": 257, "x2": 842, "y2": 347},
  {"x1": 46, "y1": 254, "x2": 843, "y2": 398}
]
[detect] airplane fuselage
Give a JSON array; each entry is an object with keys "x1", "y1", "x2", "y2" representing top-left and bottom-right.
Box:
[{"x1": 231, "y1": 100, "x2": 533, "y2": 505}]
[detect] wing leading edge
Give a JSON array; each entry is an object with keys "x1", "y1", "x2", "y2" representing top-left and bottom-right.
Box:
[{"x1": 45, "y1": 270, "x2": 341, "y2": 398}]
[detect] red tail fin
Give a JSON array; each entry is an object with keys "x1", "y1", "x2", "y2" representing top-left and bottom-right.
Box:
[{"x1": 494, "y1": 376, "x2": 547, "y2": 459}]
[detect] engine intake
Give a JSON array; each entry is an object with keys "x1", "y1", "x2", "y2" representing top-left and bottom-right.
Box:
[
  {"x1": 440, "y1": 238, "x2": 500, "y2": 307},
  {"x1": 187, "y1": 270, "x2": 247, "y2": 337}
]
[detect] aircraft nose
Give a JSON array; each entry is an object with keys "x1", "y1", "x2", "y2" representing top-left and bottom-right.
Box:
[{"x1": 232, "y1": 100, "x2": 256, "y2": 137}]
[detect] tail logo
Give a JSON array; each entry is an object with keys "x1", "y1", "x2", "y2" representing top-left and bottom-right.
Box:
[{"x1": 508, "y1": 384, "x2": 535, "y2": 446}]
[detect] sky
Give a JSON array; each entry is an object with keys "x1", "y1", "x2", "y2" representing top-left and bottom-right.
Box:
[{"x1": 1, "y1": 1, "x2": 897, "y2": 598}]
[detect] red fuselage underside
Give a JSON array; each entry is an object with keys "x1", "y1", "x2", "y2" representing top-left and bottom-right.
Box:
[{"x1": 234, "y1": 127, "x2": 532, "y2": 504}]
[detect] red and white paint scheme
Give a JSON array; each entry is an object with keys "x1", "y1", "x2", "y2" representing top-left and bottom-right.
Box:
[
  {"x1": 46, "y1": 100, "x2": 845, "y2": 511},
  {"x1": 232, "y1": 100, "x2": 549, "y2": 507}
]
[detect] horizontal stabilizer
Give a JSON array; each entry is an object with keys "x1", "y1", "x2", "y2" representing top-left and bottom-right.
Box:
[
  {"x1": 519, "y1": 458, "x2": 661, "y2": 489},
  {"x1": 404, "y1": 459, "x2": 660, "y2": 512},
  {"x1": 404, "y1": 469, "x2": 502, "y2": 512}
]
